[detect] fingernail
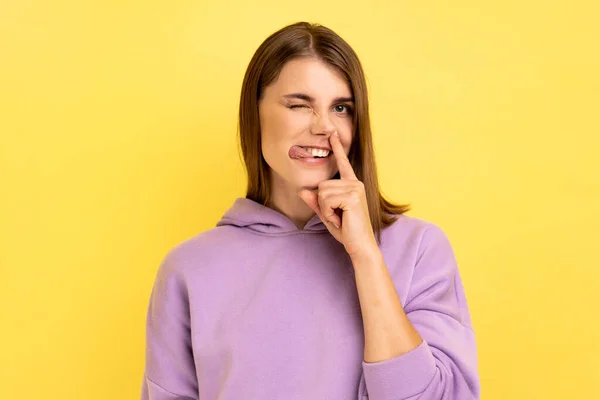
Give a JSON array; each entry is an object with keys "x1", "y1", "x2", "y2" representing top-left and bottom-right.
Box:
[
  {"x1": 333, "y1": 130, "x2": 339, "y2": 137},
  {"x1": 333, "y1": 222, "x2": 340, "y2": 229}
]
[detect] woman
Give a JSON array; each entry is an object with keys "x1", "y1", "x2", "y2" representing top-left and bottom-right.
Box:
[{"x1": 141, "y1": 22, "x2": 480, "y2": 400}]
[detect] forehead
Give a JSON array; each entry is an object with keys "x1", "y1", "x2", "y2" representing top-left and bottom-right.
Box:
[{"x1": 269, "y1": 57, "x2": 352, "y2": 98}]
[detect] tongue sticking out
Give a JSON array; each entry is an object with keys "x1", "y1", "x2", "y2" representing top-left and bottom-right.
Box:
[{"x1": 289, "y1": 145, "x2": 313, "y2": 159}]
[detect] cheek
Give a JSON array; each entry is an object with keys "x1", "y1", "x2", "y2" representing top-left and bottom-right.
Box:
[
  {"x1": 277, "y1": 112, "x2": 309, "y2": 134},
  {"x1": 259, "y1": 110, "x2": 282, "y2": 150},
  {"x1": 336, "y1": 117, "x2": 354, "y2": 145},
  {"x1": 261, "y1": 106, "x2": 283, "y2": 130},
  {"x1": 262, "y1": 112, "x2": 307, "y2": 147},
  {"x1": 260, "y1": 117, "x2": 292, "y2": 159},
  {"x1": 339, "y1": 131, "x2": 353, "y2": 154}
]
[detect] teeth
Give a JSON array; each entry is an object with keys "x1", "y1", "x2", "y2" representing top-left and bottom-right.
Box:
[{"x1": 306, "y1": 147, "x2": 330, "y2": 157}]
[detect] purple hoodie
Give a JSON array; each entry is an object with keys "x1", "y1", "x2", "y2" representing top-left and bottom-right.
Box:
[{"x1": 141, "y1": 198, "x2": 480, "y2": 399}]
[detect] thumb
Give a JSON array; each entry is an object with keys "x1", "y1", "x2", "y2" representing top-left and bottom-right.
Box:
[{"x1": 298, "y1": 189, "x2": 322, "y2": 219}]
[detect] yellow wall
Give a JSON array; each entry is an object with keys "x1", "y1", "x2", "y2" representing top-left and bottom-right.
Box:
[{"x1": 1, "y1": 1, "x2": 598, "y2": 398}]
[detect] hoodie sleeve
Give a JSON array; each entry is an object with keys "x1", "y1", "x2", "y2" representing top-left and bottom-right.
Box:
[
  {"x1": 360, "y1": 224, "x2": 480, "y2": 400},
  {"x1": 141, "y1": 251, "x2": 198, "y2": 400}
]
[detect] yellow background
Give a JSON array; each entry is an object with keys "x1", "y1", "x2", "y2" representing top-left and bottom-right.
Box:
[{"x1": 1, "y1": 1, "x2": 599, "y2": 399}]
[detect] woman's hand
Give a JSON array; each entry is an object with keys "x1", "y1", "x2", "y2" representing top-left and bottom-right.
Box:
[{"x1": 298, "y1": 131, "x2": 379, "y2": 261}]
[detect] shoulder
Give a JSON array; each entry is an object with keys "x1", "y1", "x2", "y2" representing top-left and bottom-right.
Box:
[
  {"x1": 153, "y1": 225, "x2": 240, "y2": 280},
  {"x1": 382, "y1": 213, "x2": 452, "y2": 249},
  {"x1": 379, "y1": 214, "x2": 458, "y2": 280}
]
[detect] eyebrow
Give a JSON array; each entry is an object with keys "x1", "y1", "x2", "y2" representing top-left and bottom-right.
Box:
[{"x1": 283, "y1": 93, "x2": 354, "y2": 103}]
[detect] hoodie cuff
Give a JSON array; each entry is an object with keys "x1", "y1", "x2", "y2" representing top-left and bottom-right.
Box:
[{"x1": 361, "y1": 340, "x2": 437, "y2": 400}]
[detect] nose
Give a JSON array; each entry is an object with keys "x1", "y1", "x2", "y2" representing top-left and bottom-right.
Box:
[{"x1": 310, "y1": 110, "x2": 336, "y2": 136}]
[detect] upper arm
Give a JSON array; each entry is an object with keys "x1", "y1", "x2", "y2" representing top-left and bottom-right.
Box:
[
  {"x1": 141, "y1": 251, "x2": 198, "y2": 399},
  {"x1": 404, "y1": 224, "x2": 480, "y2": 397}
]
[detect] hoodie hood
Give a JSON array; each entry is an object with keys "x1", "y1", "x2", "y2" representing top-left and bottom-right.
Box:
[{"x1": 216, "y1": 197, "x2": 328, "y2": 235}]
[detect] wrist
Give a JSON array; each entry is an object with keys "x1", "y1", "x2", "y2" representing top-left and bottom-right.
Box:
[{"x1": 349, "y1": 242, "x2": 382, "y2": 266}]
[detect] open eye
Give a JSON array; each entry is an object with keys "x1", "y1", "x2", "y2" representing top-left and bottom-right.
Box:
[{"x1": 333, "y1": 104, "x2": 352, "y2": 114}]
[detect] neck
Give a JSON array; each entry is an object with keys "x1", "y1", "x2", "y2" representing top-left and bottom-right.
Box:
[{"x1": 267, "y1": 181, "x2": 315, "y2": 230}]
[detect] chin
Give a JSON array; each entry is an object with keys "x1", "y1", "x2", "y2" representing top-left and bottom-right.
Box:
[{"x1": 294, "y1": 172, "x2": 333, "y2": 190}]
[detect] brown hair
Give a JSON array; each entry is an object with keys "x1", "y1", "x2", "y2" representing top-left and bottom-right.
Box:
[{"x1": 238, "y1": 21, "x2": 411, "y2": 243}]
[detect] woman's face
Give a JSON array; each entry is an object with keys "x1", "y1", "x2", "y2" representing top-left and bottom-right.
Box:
[{"x1": 258, "y1": 57, "x2": 354, "y2": 193}]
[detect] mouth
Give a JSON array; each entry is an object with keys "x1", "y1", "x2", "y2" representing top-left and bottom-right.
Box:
[
  {"x1": 303, "y1": 146, "x2": 331, "y2": 158},
  {"x1": 289, "y1": 145, "x2": 331, "y2": 159}
]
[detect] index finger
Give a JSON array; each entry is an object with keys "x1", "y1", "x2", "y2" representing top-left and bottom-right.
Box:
[{"x1": 329, "y1": 131, "x2": 357, "y2": 180}]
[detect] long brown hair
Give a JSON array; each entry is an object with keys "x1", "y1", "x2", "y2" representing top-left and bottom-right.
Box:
[{"x1": 238, "y1": 22, "x2": 411, "y2": 243}]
